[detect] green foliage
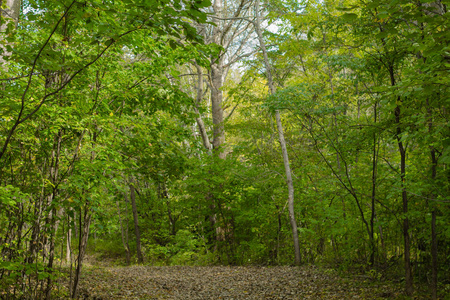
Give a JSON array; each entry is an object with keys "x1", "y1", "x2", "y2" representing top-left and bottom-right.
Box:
[
  {"x1": 1, "y1": 0, "x2": 449, "y2": 298},
  {"x1": 0, "y1": 0, "x2": 215, "y2": 297}
]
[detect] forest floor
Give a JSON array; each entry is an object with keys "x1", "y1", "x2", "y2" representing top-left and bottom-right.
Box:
[{"x1": 57, "y1": 257, "x2": 437, "y2": 300}]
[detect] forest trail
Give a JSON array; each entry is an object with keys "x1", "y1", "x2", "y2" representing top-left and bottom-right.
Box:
[{"x1": 70, "y1": 264, "x2": 404, "y2": 299}]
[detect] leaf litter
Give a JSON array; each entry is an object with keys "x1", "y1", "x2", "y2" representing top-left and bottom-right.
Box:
[{"x1": 63, "y1": 263, "x2": 412, "y2": 299}]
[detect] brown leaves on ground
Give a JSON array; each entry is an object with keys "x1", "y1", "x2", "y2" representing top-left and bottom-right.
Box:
[{"x1": 68, "y1": 264, "x2": 408, "y2": 299}]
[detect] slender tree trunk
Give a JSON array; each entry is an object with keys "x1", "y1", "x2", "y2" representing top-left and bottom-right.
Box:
[
  {"x1": 71, "y1": 206, "x2": 92, "y2": 299},
  {"x1": 418, "y1": 0, "x2": 443, "y2": 283},
  {"x1": 377, "y1": 219, "x2": 386, "y2": 260},
  {"x1": 117, "y1": 200, "x2": 131, "y2": 265},
  {"x1": 194, "y1": 63, "x2": 212, "y2": 152},
  {"x1": 124, "y1": 194, "x2": 131, "y2": 258},
  {"x1": 44, "y1": 129, "x2": 62, "y2": 299},
  {"x1": 395, "y1": 103, "x2": 413, "y2": 295},
  {"x1": 370, "y1": 103, "x2": 379, "y2": 266},
  {"x1": 254, "y1": 0, "x2": 301, "y2": 265},
  {"x1": 66, "y1": 223, "x2": 71, "y2": 263},
  {"x1": 431, "y1": 205, "x2": 437, "y2": 299},
  {"x1": 45, "y1": 206, "x2": 57, "y2": 299},
  {"x1": 160, "y1": 184, "x2": 177, "y2": 236},
  {"x1": 275, "y1": 111, "x2": 301, "y2": 265},
  {"x1": 427, "y1": 102, "x2": 438, "y2": 299},
  {"x1": 129, "y1": 180, "x2": 143, "y2": 263},
  {"x1": 387, "y1": 61, "x2": 412, "y2": 295}
]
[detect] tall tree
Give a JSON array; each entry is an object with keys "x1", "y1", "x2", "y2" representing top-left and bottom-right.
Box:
[
  {"x1": 254, "y1": 0, "x2": 301, "y2": 265},
  {"x1": 200, "y1": 0, "x2": 255, "y2": 157}
]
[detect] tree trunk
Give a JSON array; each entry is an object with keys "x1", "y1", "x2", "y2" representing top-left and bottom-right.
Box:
[
  {"x1": 44, "y1": 129, "x2": 62, "y2": 299},
  {"x1": 210, "y1": 0, "x2": 225, "y2": 158},
  {"x1": 117, "y1": 200, "x2": 131, "y2": 265},
  {"x1": 388, "y1": 59, "x2": 412, "y2": 295},
  {"x1": 196, "y1": 0, "x2": 253, "y2": 254},
  {"x1": 0, "y1": 0, "x2": 20, "y2": 29},
  {"x1": 210, "y1": 62, "x2": 225, "y2": 157},
  {"x1": 370, "y1": 103, "x2": 379, "y2": 266},
  {"x1": 194, "y1": 63, "x2": 212, "y2": 152},
  {"x1": 71, "y1": 206, "x2": 92, "y2": 299},
  {"x1": 66, "y1": 224, "x2": 72, "y2": 263},
  {"x1": 275, "y1": 111, "x2": 301, "y2": 265},
  {"x1": 129, "y1": 180, "x2": 143, "y2": 263},
  {"x1": 254, "y1": 0, "x2": 301, "y2": 265},
  {"x1": 427, "y1": 102, "x2": 438, "y2": 299},
  {"x1": 431, "y1": 208, "x2": 437, "y2": 299},
  {"x1": 395, "y1": 103, "x2": 413, "y2": 296},
  {"x1": 0, "y1": 0, "x2": 21, "y2": 65},
  {"x1": 208, "y1": 0, "x2": 226, "y2": 251}
]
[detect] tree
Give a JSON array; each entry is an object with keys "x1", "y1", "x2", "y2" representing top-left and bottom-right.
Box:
[
  {"x1": 197, "y1": 0, "x2": 255, "y2": 157},
  {"x1": 254, "y1": 0, "x2": 301, "y2": 265},
  {"x1": 129, "y1": 179, "x2": 144, "y2": 264}
]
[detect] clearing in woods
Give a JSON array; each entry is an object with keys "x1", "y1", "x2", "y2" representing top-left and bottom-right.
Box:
[{"x1": 66, "y1": 263, "x2": 417, "y2": 299}]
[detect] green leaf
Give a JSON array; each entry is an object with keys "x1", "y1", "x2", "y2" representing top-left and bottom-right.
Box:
[
  {"x1": 194, "y1": 0, "x2": 211, "y2": 9},
  {"x1": 341, "y1": 13, "x2": 358, "y2": 21}
]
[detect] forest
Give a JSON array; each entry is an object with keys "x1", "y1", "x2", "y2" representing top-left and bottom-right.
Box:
[{"x1": 0, "y1": 0, "x2": 449, "y2": 299}]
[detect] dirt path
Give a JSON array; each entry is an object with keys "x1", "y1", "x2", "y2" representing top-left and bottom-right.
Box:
[{"x1": 69, "y1": 265, "x2": 405, "y2": 299}]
